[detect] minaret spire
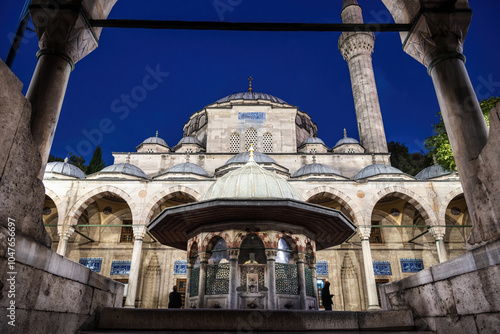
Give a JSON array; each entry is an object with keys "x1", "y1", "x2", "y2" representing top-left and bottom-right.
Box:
[
  {"x1": 338, "y1": 0, "x2": 388, "y2": 154},
  {"x1": 248, "y1": 76, "x2": 253, "y2": 92}
]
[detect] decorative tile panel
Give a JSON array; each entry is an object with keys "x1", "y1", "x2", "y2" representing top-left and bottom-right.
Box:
[
  {"x1": 205, "y1": 263, "x2": 230, "y2": 295},
  {"x1": 275, "y1": 263, "x2": 299, "y2": 295},
  {"x1": 238, "y1": 112, "x2": 266, "y2": 120},
  {"x1": 174, "y1": 260, "x2": 187, "y2": 275},
  {"x1": 373, "y1": 261, "x2": 392, "y2": 276},
  {"x1": 400, "y1": 258, "x2": 424, "y2": 273},
  {"x1": 110, "y1": 260, "x2": 131, "y2": 275},
  {"x1": 316, "y1": 261, "x2": 328, "y2": 276},
  {"x1": 79, "y1": 257, "x2": 102, "y2": 272}
]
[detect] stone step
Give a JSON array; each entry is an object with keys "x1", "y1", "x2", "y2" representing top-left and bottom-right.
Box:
[{"x1": 77, "y1": 308, "x2": 431, "y2": 333}]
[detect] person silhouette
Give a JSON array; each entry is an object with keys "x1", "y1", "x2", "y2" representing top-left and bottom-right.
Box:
[
  {"x1": 168, "y1": 285, "x2": 183, "y2": 308},
  {"x1": 321, "y1": 281, "x2": 334, "y2": 311}
]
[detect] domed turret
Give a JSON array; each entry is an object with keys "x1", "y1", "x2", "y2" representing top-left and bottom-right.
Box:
[
  {"x1": 94, "y1": 163, "x2": 148, "y2": 179},
  {"x1": 332, "y1": 129, "x2": 365, "y2": 154},
  {"x1": 136, "y1": 131, "x2": 170, "y2": 153},
  {"x1": 44, "y1": 159, "x2": 86, "y2": 179},
  {"x1": 157, "y1": 162, "x2": 209, "y2": 178},
  {"x1": 292, "y1": 163, "x2": 344, "y2": 179},
  {"x1": 415, "y1": 165, "x2": 455, "y2": 180}
]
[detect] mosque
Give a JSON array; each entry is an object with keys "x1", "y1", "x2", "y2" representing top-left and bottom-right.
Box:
[{"x1": 42, "y1": 74, "x2": 468, "y2": 311}]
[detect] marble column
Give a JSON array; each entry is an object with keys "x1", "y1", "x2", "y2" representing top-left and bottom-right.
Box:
[
  {"x1": 27, "y1": 1, "x2": 117, "y2": 177},
  {"x1": 310, "y1": 259, "x2": 319, "y2": 310},
  {"x1": 197, "y1": 253, "x2": 210, "y2": 309},
  {"x1": 124, "y1": 226, "x2": 146, "y2": 308},
  {"x1": 265, "y1": 250, "x2": 277, "y2": 310},
  {"x1": 403, "y1": 8, "x2": 500, "y2": 248},
  {"x1": 359, "y1": 226, "x2": 381, "y2": 310},
  {"x1": 430, "y1": 227, "x2": 448, "y2": 263},
  {"x1": 56, "y1": 227, "x2": 75, "y2": 257},
  {"x1": 296, "y1": 253, "x2": 308, "y2": 310},
  {"x1": 185, "y1": 257, "x2": 195, "y2": 306},
  {"x1": 229, "y1": 249, "x2": 240, "y2": 309}
]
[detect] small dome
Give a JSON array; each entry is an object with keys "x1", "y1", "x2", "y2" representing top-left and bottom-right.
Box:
[
  {"x1": 335, "y1": 137, "x2": 359, "y2": 147},
  {"x1": 165, "y1": 162, "x2": 209, "y2": 177},
  {"x1": 353, "y1": 164, "x2": 405, "y2": 180},
  {"x1": 99, "y1": 163, "x2": 148, "y2": 179},
  {"x1": 177, "y1": 136, "x2": 203, "y2": 146},
  {"x1": 292, "y1": 163, "x2": 342, "y2": 178},
  {"x1": 204, "y1": 159, "x2": 301, "y2": 201},
  {"x1": 300, "y1": 137, "x2": 325, "y2": 146},
  {"x1": 45, "y1": 161, "x2": 86, "y2": 179},
  {"x1": 225, "y1": 152, "x2": 277, "y2": 165},
  {"x1": 415, "y1": 165, "x2": 453, "y2": 180},
  {"x1": 214, "y1": 92, "x2": 287, "y2": 105},
  {"x1": 141, "y1": 136, "x2": 168, "y2": 148}
]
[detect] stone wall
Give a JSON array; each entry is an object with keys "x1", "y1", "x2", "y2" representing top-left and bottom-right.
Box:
[{"x1": 379, "y1": 238, "x2": 500, "y2": 333}]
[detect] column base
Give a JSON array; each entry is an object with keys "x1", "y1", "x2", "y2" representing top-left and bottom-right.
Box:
[{"x1": 368, "y1": 305, "x2": 382, "y2": 311}]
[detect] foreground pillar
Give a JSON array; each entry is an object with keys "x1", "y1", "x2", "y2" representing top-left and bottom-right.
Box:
[
  {"x1": 56, "y1": 226, "x2": 75, "y2": 257},
  {"x1": 296, "y1": 253, "x2": 308, "y2": 310},
  {"x1": 403, "y1": 8, "x2": 500, "y2": 248},
  {"x1": 430, "y1": 227, "x2": 448, "y2": 263},
  {"x1": 265, "y1": 250, "x2": 277, "y2": 310},
  {"x1": 310, "y1": 259, "x2": 319, "y2": 310},
  {"x1": 359, "y1": 226, "x2": 381, "y2": 310},
  {"x1": 28, "y1": 1, "x2": 117, "y2": 177},
  {"x1": 185, "y1": 257, "x2": 195, "y2": 305},
  {"x1": 228, "y1": 249, "x2": 240, "y2": 309},
  {"x1": 197, "y1": 253, "x2": 210, "y2": 308},
  {"x1": 124, "y1": 226, "x2": 146, "y2": 308}
]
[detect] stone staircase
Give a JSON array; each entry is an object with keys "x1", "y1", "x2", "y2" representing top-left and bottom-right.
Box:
[{"x1": 77, "y1": 308, "x2": 434, "y2": 333}]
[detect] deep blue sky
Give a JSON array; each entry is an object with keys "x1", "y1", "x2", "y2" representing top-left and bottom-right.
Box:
[{"x1": 1, "y1": 1, "x2": 499, "y2": 165}]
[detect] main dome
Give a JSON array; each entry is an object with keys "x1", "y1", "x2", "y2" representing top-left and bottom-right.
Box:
[{"x1": 213, "y1": 92, "x2": 287, "y2": 104}]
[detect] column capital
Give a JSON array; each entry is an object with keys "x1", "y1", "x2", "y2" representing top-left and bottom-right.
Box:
[
  {"x1": 228, "y1": 249, "x2": 240, "y2": 260},
  {"x1": 429, "y1": 226, "x2": 446, "y2": 241},
  {"x1": 294, "y1": 253, "x2": 307, "y2": 263},
  {"x1": 30, "y1": 0, "x2": 118, "y2": 67},
  {"x1": 57, "y1": 226, "x2": 75, "y2": 240},
  {"x1": 132, "y1": 225, "x2": 147, "y2": 240},
  {"x1": 358, "y1": 226, "x2": 371, "y2": 240},
  {"x1": 187, "y1": 257, "x2": 197, "y2": 267},
  {"x1": 403, "y1": 10, "x2": 472, "y2": 72},
  {"x1": 265, "y1": 249, "x2": 277, "y2": 260}
]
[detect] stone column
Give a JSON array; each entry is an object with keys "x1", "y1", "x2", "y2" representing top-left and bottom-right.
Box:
[
  {"x1": 265, "y1": 249, "x2": 277, "y2": 310},
  {"x1": 56, "y1": 227, "x2": 75, "y2": 257},
  {"x1": 197, "y1": 253, "x2": 210, "y2": 309},
  {"x1": 359, "y1": 226, "x2": 381, "y2": 310},
  {"x1": 310, "y1": 259, "x2": 319, "y2": 310},
  {"x1": 124, "y1": 226, "x2": 146, "y2": 308},
  {"x1": 228, "y1": 249, "x2": 240, "y2": 309},
  {"x1": 296, "y1": 253, "x2": 308, "y2": 310},
  {"x1": 403, "y1": 8, "x2": 500, "y2": 248},
  {"x1": 430, "y1": 226, "x2": 448, "y2": 263},
  {"x1": 185, "y1": 257, "x2": 195, "y2": 303},
  {"x1": 338, "y1": 0, "x2": 388, "y2": 153},
  {"x1": 27, "y1": 1, "x2": 117, "y2": 177}
]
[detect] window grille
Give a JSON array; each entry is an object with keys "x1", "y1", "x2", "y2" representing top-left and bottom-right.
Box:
[
  {"x1": 369, "y1": 221, "x2": 383, "y2": 244},
  {"x1": 205, "y1": 263, "x2": 230, "y2": 295},
  {"x1": 304, "y1": 267, "x2": 315, "y2": 297},
  {"x1": 120, "y1": 220, "x2": 134, "y2": 243},
  {"x1": 189, "y1": 267, "x2": 200, "y2": 297},
  {"x1": 229, "y1": 133, "x2": 240, "y2": 153},
  {"x1": 310, "y1": 149, "x2": 317, "y2": 154},
  {"x1": 263, "y1": 132, "x2": 273, "y2": 153},
  {"x1": 245, "y1": 128, "x2": 258, "y2": 151},
  {"x1": 275, "y1": 263, "x2": 299, "y2": 295}
]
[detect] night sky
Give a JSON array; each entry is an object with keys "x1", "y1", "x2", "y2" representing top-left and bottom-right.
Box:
[{"x1": 1, "y1": 1, "x2": 499, "y2": 166}]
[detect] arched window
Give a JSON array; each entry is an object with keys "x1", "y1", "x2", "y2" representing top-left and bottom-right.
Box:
[
  {"x1": 245, "y1": 128, "x2": 258, "y2": 151},
  {"x1": 229, "y1": 133, "x2": 240, "y2": 153},
  {"x1": 276, "y1": 238, "x2": 293, "y2": 264},
  {"x1": 263, "y1": 132, "x2": 273, "y2": 153}
]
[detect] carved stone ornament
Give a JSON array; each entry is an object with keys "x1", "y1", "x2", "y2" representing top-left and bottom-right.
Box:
[
  {"x1": 132, "y1": 225, "x2": 147, "y2": 240},
  {"x1": 429, "y1": 226, "x2": 446, "y2": 241},
  {"x1": 403, "y1": 10, "x2": 472, "y2": 70},
  {"x1": 358, "y1": 225, "x2": 371, "y2": 240}
]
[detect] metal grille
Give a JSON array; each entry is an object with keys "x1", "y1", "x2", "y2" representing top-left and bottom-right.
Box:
[
  {"x1": 305, "y1": 267, "x2": 314, "y2": 297},
  {"x1": 275, "y1": 263, "x2": 299, "y2": 295},
  {"x1": 230, "y1": 133, "x2": 240, "y2": 153},
  {"x1": 205, "y1": 263, "x2": 230, "y2": 295},
  {"x1": 189, "y1": 267, "x2": 200, "y2": 297},
  {"x1": 263, "y1": 132, "x2": 273, "y2": 153},
  {"x1": 245, "y1": 128, "x2": 258, "y2": 151}
]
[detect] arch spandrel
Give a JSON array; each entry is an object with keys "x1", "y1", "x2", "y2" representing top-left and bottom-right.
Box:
[{"x1": 438, "y1": 187, "x2": 465, "y2": 224}]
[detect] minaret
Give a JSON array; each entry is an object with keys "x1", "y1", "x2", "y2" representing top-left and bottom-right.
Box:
[{"x1": 338, "y1": 0, "x2": 388, "y2": 153}]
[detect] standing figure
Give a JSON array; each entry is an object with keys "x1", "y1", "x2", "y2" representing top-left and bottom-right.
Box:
[
  {"x1": 321, "y1": 281, "x2": 334, "y2": 311},
  {"x1": 168, "y1": 285, "x2": 183, "y2": 308}
]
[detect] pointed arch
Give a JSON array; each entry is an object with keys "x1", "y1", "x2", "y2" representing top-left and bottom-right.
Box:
[
  {"x1": 438, "y1": 187, "x2": 465, "y2": 224},
  {"x1": 304, "y1": 186, "x2": 363, "y2": 225}
]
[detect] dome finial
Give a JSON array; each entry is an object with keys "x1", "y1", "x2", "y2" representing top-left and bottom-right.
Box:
[
  {"x1": 371, "y1": 153, "x2": 376, "y2": 165},
  {"x1": 248, "y1": 144, "x2": 255, "y2": 161},
  {"x1": 126, "y1": 153, "x2": 131, "y2": 164},
  {"x1": 432, "y1": 154, "x2": 438, "y2": 165},
  {"x1": 248, "y1": 76, "x2": 253, "y2": 92},
  {"x1": 343, "y1": 128, "x2": 347, "y2": 138},
  {"x1": 156, "y1": 130, "x2": 158, "y2": 137},
  {"x1": 64, "y1": 157, "x2": 68, "y2": 163}
]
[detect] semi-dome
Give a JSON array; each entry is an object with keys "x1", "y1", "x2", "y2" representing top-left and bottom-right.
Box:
[
  {"x1": 353, "y1": 164, "x2": 406, "y2": 180},
  {"x1": 44, "y1": 161, "x2": 86, "y2": 179},
  {"x1": 225, "y1": 151, "x2": 277, "y2": 165},
  {"x1": 292, "y1": 163, "x2": 342, "y2": 178},
  {"x1": 204, "y1": 157, "x2": 302, "y2": 201},
  {"x1": 214, "y1": 92, "x2": 287, "y2": 105},
  {"x1": 99, "y1": 163, "x2": 148, "y2": 179},
  {"x1": 176, "y1": 136, "x2": 203, "y2": 146},
  {"x1": 415, "y1": 165, "x2": 453, "y2": 180},
  {"x1": 300, "y1": 137, "x2": 325, "y2": 146},
  {"x1": 164, "y1": 162, "x2": 209, "y2": 177}
]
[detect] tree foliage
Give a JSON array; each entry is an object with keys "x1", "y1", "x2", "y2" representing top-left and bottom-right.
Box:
[
  {"x1": 425, "y1": 97, "x2": 500, "y2": 170},
  {"x1": 388, "y1": 141, "x2": 433, "y2": 176},
  {"x1": 86, "y1": 145, "x2": 106, "y2": 174}
]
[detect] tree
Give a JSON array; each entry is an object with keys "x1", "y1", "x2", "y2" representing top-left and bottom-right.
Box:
[
  {"x1": 86, "y1": 145, "x2": 106, "y2": 174},
  {"x1": 48, "y1": 154, "x2": 64, "y2": 162},
  {"x1": 388, "y1": 141, "x2": 432, "y2": 176},
  {"x1": 425, "y1": 97, "x2": 500, "y2": 170}
]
